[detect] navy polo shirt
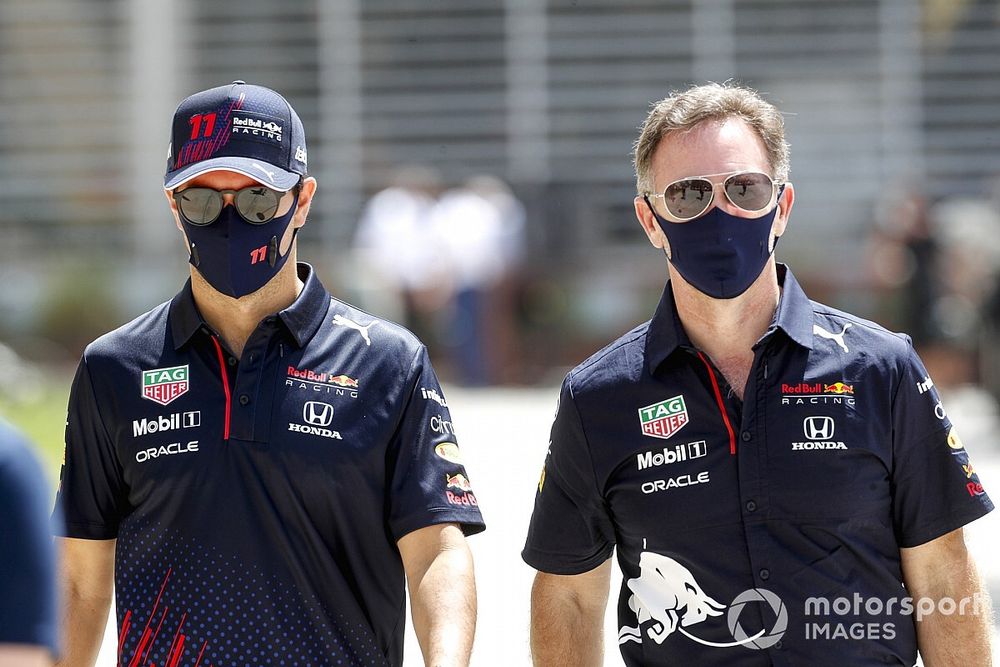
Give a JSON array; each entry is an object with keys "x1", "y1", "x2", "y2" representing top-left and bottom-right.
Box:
[
  {"x1": 54, "y1": 263, "x2": 484, "y2": 667},
  {"x1": 523, "y1": 265, "x2": 993, "y2": 667},
  {"x1": 0, "y1": 421, "x2": 59, "y2": 655}
]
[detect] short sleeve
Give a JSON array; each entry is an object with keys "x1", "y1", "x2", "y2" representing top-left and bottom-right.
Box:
[
  {"x1": 522, "y1": 377, "x2": 615, "y2": 575},
  {"x1": 0, "y1": 423, "x2": 59, "y2": 654},
  {"x1": 890, "y1": 339, "x2": 993, "y2": 547},
  {"x1": 52, "y1": 355, "x2": 129, "y2": 539},
  {"x1": 386, "y1": 346, "x2": 485, "y2": 541}
]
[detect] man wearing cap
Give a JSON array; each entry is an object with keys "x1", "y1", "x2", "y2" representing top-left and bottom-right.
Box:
[
  {"x1": 54, "y1": 81, "x2": 485, "y2": 667},
  {"x1": 523, "y1": 83, "x2": 994, "y2": 665}
]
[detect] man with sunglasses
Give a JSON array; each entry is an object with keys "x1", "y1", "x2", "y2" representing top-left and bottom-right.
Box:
[
  {"x1": 524, "y1": 82, "x2": 993, "y2": 666},
  {"x1": 53, "y1": 81, "x2": 485, "y2": 667}
]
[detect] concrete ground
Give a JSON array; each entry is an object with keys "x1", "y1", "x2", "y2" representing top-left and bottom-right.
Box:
[{"x1": 97, "y1": 385, "x2": 1000, "y2": 665}]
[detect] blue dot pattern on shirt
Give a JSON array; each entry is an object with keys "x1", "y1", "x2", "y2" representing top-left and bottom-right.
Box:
[{"x1": 115, "y1": 518, "x2": 388, "y2": 667}]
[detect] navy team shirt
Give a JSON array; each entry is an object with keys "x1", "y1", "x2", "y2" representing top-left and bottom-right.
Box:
[
  {"x1": 54, "y1": 263, "x2": 485, "y2": 666},
  {"x1": 523, "y1": 265, "x2": 993, "y2": 667},
  {"x1": 0, "y1": 421, "x2": 59, "y2": 656}
]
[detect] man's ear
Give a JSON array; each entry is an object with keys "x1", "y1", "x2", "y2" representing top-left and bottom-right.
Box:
[
  {"x1": 165, "y1": 189, "x2": 185, "y2": 232},
  {"x1": 772, "y1": 182, "x2": 794, "y2": 241},
  {"x1": 291, "y1": 177, "x2": 318, "y2": 230},
  {"x1": 634, "y1": 195, "x2": 671, "y2": 258}
]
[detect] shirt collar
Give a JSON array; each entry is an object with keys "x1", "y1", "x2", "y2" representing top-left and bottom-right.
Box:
[
  {"x1": 169, "y1": 263, "x2": 329, "y2": 351},
  {"x1": 278, "y1": 263, "x2": 330, "y2": 348},
  {"x1": 644, "y1": 263, "x2": 814, "y2": 375},
  {"x1": 771, "y1": 263, "x2": 815, "y2": 351}
]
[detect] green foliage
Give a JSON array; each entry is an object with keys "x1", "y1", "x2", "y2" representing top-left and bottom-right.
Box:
[
  {"x1": 0, "y1": 374, "x2": 71, "y2": 486},
  {"x1": 34, "y1": 264, "x2": 121, "y2": 356}
]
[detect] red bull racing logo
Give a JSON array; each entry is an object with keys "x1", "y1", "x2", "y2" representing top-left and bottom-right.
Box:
[
  {"x1": 285, "y1": 366, "x2": 359, "y2": 398},
  {"x1": 445, "y1": 473, "x2": 478, "y2": 506},
  {"x1": 780, "y1": 381, "x2": 856, "y2": 406},
  {"x1": 638, "y1": 396, "x2": 689, "y2": 440}
]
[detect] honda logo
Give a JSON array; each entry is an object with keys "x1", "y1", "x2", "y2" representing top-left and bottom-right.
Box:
[
  {"x1": 803, "y1": 416, "x2": 835, "y2": 440},
  {"x1": 303, "y1": 401, "x2": 334, "y2": 427}
]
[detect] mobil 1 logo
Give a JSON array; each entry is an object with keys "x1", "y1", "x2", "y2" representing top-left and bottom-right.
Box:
[
  {"x1": 132, "y1": 411, "x2": 201, "y2": 438},
  {"x1": 637, "y1": 440, "x2": 707, "y2": 471}
]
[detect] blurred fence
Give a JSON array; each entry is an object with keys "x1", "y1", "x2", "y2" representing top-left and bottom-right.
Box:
[{"x1": 1, "y1": 0, "x2": 999, "y2": 378}]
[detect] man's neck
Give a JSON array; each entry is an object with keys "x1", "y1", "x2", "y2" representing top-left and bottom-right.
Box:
[
  {"x1": 190, "y1": 254, "x2": 303, "y2": 358},
  {"x1": 671, "y1": 261, "x2": 781, "y2": 368}
]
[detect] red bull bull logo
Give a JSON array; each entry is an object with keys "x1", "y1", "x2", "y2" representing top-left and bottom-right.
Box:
[
  {"x1": 445, "y1": 473, "x2": 477, "y2": 506},
  {"x1": 823, "y1": 382, "x2": 854, "y2": 395},
  {"x1": 329, "y1": 374, "x2": 359, "y2": 388},
  {"x1": 618, "y1": 551, "x2": 779, "y2": 649},
  {"x1": 446, "y1": 473, "x2": 473, "y2": 492}
]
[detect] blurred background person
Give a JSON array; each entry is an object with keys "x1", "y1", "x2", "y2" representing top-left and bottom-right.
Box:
[
  {"x1": 430, "y1": 175, "x2": 525, "y2": 386},
  {"x1": 352, "y1": 166, "x2": 450, "y2": 348},
  {"x1": 0, "y1": 420, "x2": 58, "y2": 667}
]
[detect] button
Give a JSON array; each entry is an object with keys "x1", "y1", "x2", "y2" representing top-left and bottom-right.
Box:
[
  {"x1": 759, "y1": 568, "x2": 770, "y2": 580},
  {"x1": 745, "y1": 500, "x2": 757, "y2": 512},
  {"x1": 775, "y1": 640, "x2": 783, "y2": 650},
  {"x1": 227, "y1": 357, "x2": 236, "y2": 366},
  {"x1": 249, "y1": 353, "x2": 256, "y2": 363},
  {"x1": 239, "y1": 394, "x2": 250, "y2": 406},
  {"x1": 201, "y1": 327, "x2": 210, "y2": 335},
  {"x1": 741, "y1": 431, "x2": 752, "y2": 442}
]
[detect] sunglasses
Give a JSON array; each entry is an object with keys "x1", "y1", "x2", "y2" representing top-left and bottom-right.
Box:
[
  {"x1": 173, "y1": 185, "x2": 291, "y2": 226},
  {"x1": 648, "y1": 171, "x2": 784, "y2": 223}
]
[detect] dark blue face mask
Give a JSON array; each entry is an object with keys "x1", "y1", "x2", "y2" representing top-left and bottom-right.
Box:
[
  {"x1": 182, "y1": 193, "x2": 299, "y2": 298},
  {"x1": 646, "y1": 196, "x2": 781, "y2": 299}
]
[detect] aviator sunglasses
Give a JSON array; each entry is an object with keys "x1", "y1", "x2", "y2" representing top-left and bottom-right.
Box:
[
  {"x1": 173, "y1": 185, "x2": 292, "y2": 226},
  {"x1": 647, "y1": 171, "x2": 785, "y2": 223}
]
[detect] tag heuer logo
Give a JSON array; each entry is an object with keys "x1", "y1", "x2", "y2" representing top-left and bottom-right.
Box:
[
  {"x1": 142, "y1": 365, "x2": 189, "y2": 406},
  {"x1": 638, "y1": 395, "x2": 689, "y2": 440}
]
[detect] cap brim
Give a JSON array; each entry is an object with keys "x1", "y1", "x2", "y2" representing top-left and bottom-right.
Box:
[{"x1": 164, "y1": 157, "x2": 300, "y2": 191}]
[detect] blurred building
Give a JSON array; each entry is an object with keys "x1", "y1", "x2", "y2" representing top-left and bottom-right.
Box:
[{"x1": 1, "y1": 0, "x2": 999, "y2": 381}]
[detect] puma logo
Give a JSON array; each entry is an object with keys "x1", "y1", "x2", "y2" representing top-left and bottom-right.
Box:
[
  {"x1": 250, "y1": 162, "x2": 277, "y2": 183},
  {"x1": 333, "y1": 314, "x2": 379, "y2": 346},
  {"x1": 813, "y1": 323, "x2": 852, "y2": 353}
]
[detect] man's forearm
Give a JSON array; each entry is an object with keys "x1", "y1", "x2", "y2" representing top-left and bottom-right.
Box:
[
  {"x1": 409, "y1": 543, "x2": 476, "y2": 667},
  {"x1": 54, "y1": 587, "x2": 112, "y2": 667},
  {"x1": 913, "y1": 559, "x2": 994, "y2": 666},
  {"x1": 530, "y1": 579, "x2": 605, "y2": 666}
]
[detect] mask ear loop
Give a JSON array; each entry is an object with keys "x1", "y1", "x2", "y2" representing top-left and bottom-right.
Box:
[
  {"x1": 770, "y1": 184, "x2": 787, "y2": 250},
  {"x1": 273, "y1": 190, "x2": 303, "y2": 263}
]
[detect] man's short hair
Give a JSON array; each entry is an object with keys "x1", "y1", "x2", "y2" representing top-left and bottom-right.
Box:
[{"x1": 633, "y1": 82, "x2": 790, "y2": 194}]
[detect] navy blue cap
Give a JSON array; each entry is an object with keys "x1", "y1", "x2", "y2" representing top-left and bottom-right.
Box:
[{"x1": 164, "y1": 81, "x2": 307, "y2": 191}]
